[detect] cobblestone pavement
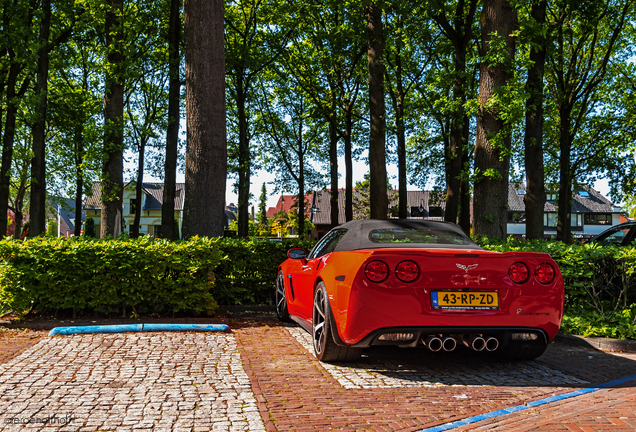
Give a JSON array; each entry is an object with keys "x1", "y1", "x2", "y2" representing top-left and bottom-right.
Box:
[
  {"x1": 0, "y1": 329, "x2": 45, "y2": 366},
  {"x1": 287, "y1": 327, "x2": 588, "y2": 389},
  {"x1": 0, "y1": 333, "x2": 265, "y2": 431}
]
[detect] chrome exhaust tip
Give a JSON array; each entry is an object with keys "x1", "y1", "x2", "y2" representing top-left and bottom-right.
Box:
[
  {"x1": 464, "y1": 335, "x2": 486, "y2": 351},
  {"x1": 442, "y1": 337, "x2": 457, "y2": 352},
  {"x1": 485, "y1": 337, "x2": 499, "y2": 351},
  {"x1": 424, "y1": 336, "x2": 443, "y2": 352}
]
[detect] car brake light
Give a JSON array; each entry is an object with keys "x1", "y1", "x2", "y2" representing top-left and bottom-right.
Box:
[
  {"x1": 365, "y1": 260, "x2": 389, "y2": 282},
  {"x1": 534, "y1": 263, "x2": 555, "y2": 284},
  {"x1": 508, "y1": 262, "x2": 529, "y2": 284},
  {"x1": 395, "y1": 260, "x2": 419, "y2": 282}
]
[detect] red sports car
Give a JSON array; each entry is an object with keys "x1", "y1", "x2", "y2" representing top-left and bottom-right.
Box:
[{"x1": 276, "y1": 219, "x2": 564, "y2": 362}]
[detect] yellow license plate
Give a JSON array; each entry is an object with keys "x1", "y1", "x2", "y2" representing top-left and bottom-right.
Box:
[{"x1": 432, "y1": 291, "x2": 499, "y2": 310}]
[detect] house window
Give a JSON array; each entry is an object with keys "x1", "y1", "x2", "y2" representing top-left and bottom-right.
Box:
[
  {"x1": 544, "y1": 213, "x2": 557, "y2": 227},
  {"x1": 130, "y1": 198, "x2": 137, "y2": 215},
  {"x1": 584, "y1": 214, "x2": 612, "y2": 225},
  {"x1": 410, "y1": 206, "x2": 425, "y2": 217},
  {"x1": 149, "y1": 225, "x2": 162, "y2": 238},
  {"x1": 428, "y1": 206, "x2": 444, "y2": 217},
  {"x1": 571, "y1": 213, "x2": 582, "y2": 230}
]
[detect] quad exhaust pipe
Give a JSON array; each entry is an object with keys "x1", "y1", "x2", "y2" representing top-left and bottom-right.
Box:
[{"x1": 423, "y1": 335, "x2": 498, "y2": 352}]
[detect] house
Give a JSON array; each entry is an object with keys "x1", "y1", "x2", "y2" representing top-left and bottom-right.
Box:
[
  {"x1": 84, "y1": 182, "x2": 184, "y2": 238},
  {"x1": 507, "y1": 184, "x2": 622, "y2": 239},
  {"x1": 266, "y1": 193, "x2": 313, "y2": 219},
  {"x1": 307, "y1": 189, "x2": 448, "y2": 239},
  {"x1": 52, "y1": 198, "x2": 86, "y2": 237}
]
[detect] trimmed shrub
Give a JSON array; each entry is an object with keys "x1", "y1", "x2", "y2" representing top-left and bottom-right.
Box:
[
  {"x1": 0, "y1": 236, "x2": 222, "y2": 318},
  {"x1": 84, "y1": 218, "x2": 96, "y2": 238}
]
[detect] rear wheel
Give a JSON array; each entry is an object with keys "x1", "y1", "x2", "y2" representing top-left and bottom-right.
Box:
[
  {"x1": 275, "y1": 271, "x2": 291, "y2": 322},
  {"x1": 312, "y1": 282, "x2": 361, "y2": 362},
  {"x1": 499, "y1": 345, "x2": 547, "y2": 361}
]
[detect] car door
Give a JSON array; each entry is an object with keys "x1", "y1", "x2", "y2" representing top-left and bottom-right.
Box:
[
  {"x1": 594, "y1": 224, "x2": 635, "y2": 246},
  {"x1": 293, "y1": 229, "x2": 347, "y2": 320}
]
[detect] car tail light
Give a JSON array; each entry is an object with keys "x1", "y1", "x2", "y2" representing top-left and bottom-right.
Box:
[
  {"x1": 395, "y1": 260, "x2": 419, "y2": 282},
  {"x1": 534, "y1": 263, "x2": 555, "y2": 284},
  {"x1": 365, "y1": 260, "x2": 389, "y2": 282},
  {"x1": 508, "y1": 262, "x2": 529, "y2": 284}
]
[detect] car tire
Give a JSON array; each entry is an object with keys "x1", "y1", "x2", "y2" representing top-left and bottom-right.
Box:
[
  {"x1": 499, "y1": 345, "x2": 547, "y2": 361},
  {"x1": 275, "y1": 271, "x2": 291, "y2": 322},
  {"x1": 312, "y1": 281, "x2": 361, "y2": 362}
]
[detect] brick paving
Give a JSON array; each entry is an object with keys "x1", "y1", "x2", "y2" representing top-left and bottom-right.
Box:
[
  {"x1": 0, "y1": 321, "x2": 635, "y2": 431},
  {"x1": 0, "y1": 329, "x2": 46, "y2": 366}
]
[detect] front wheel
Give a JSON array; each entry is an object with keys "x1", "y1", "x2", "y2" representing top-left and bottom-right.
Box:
[
  {"x1": 312, "y1": 282, "x2": 361, "y2": 362},
  {"x1": 275, "y1": 271, "x2": 291, "y2": 322}
]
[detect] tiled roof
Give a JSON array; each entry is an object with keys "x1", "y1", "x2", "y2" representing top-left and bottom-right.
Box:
[
  {"x1": 84, "y1": 182, "x2": 185, "y2": 210},
  {"x1": 266, "y1": 193, "x2": 312, "y2": 219},
  {"x1": 508, "y1": 183, "x2": 615, "y2": 213},
  {"x1": 309, "y1": 189, "x2": 448, "y2": 225}
]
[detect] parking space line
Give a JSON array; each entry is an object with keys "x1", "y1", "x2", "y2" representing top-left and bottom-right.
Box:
[{"x1": 417, "y1": 373, "x2": 636, "y2": 432}]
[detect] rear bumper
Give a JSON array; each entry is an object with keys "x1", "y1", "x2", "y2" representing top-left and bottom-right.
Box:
[{"x1": 348, "y1": 326, "x2": 549, "y2": 348}]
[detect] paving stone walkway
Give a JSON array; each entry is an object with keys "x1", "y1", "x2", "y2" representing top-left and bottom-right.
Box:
[
  {"x1": 0, "y1": 333, "x2": 264, "y2": 431},
  {"x1": 287, "y1": 327, "x2": 588, "y2": 389}
]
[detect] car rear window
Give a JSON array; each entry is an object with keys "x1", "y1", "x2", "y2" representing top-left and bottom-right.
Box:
[{"x1": 368, "y1": 228, "x2": 471, "y2": 245}]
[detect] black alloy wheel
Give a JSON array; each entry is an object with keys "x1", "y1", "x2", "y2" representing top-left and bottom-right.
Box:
[{"x1": 275, "y1": 271, "x2": 291, "y2": 322}]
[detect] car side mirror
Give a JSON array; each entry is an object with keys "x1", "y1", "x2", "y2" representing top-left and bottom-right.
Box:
[{"x1": 287, "y1": 248, "x2": 306, "y2": 260}]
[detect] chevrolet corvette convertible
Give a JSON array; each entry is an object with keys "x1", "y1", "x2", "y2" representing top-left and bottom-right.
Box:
[{"x1": 276, "y1": 219, "x2": 564, "y2": 362}]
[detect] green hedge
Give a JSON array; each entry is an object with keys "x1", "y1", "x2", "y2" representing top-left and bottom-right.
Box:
[
  {"x1": 0, "y1": 236, "x2": 223, "y2": 318},
  {"x1": 213, "y1": 238, "x2": 315, "y2": 305},
  {"x1": 477, "y1": 237, "x2": 636, "y2": 339}
]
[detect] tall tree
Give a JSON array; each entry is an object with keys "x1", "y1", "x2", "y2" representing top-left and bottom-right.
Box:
[
  {"x1": 384, "y1": 1, "x2": 434, "y2": 219},
  {"x1": 428, "y1": 0, "x2": 479, "y2": 225},
  {"x1": 473, "y1": 0, "x2": 517, "y2": 238},
  {"x1": 101, "y1": 0, "x2": 125, "y2": 238},
  {"x1": 182, "y1": 0, "x2": 226, "y2": 238},
  {"x1": 367, "y1": 1, "x2": 389, "y2": 219},
  {"x1": 545, "y1": 0, "x2": 633, "y2": 243},
  {"x1": 522, "y1": 0, "x2": 547, "y2": 240},
  {"x1": 161, "y1": 0, "x2": 182, "y2": 240}
]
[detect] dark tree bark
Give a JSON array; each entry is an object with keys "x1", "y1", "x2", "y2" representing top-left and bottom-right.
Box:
[
  {"x1": 182, "y1": 0, "x2": 227, "y2": 238},
  {"x1": 343, "y1": 102, "x2": 354, "y2": 222},
  {"x1": 459, "y1": 116, "x2": 471, "y2": 233},
  {"x1": 473, "y1": 0, "x2": 516, "y2": 238},
  {"x1": 329, "y1": 118, "x2": 339, "y2": 228},
  {"x1": 29, "y1": 0, "x2": 52, "y2": 237},
  {"x1": 101, "y1": 0, "x2": 125, "y2": 238},
  {"x1": 523, "y1": 0, "x2": 547, "y2": 240},
  {"x1": 367, "y1": 2, "x2": 388, "y2": 220},
  {"x1": 74, "y1": 124, "x2": 84, "y2": 237},
  {"x1": 236, "y1": 75, "x2": 251, "y2": 237},
  {"x1": 430, "y1": 0, "x2": 478, "y2": 225},
  {"x1": 130, "y1": 139, "x2": 145, "y2": 238},
  {"x1": 161, "y1": 0, "x2": 181, "y2": 240}
]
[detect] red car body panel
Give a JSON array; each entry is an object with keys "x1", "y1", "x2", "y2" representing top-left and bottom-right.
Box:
[{"x1": 280, "y1": 247, "x2": 564, "y2": 345}]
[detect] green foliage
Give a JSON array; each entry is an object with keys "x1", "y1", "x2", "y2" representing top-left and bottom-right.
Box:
[
  {"x1": 0, "y1": 236, "x2": 222, "y2": 318},
  {"x1": 258, "y1": 184, "x2": 268, "y2": 226},
  {"x1": 213, "y1": 237, "x2": 315, "y2": 305},
  {"x1": 477, "y1": 237, "x2": 636, "y2": 339},
  {"x1": 46, "y1": 219, "x2": 58, "y2": 238},
  {"x1": 84, "y1": 217, "x2": 96, "y2": 238}
]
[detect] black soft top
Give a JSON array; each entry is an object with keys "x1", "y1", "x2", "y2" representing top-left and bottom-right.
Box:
[{"x1": 332, "y1": 219, "x2": 482, "y2": 252}]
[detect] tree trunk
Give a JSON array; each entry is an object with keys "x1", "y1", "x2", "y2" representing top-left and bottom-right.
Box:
[
  {"x1": 459, "y1": 115, "x2": 471, "y2": 233},
  {"x1": 182, "y1": 0, "x2": 227, "y2": 239},
  {"x1": 161, "y1": 0, "x2": 181, "y2": 240},
  {"x1": 367, "y1": 2, "x2": 388, "y2": 220},
  {"x1": 0, "y1": 61, "x2": 25, "y2": 237},
  {"x1": 29, "y1": 0, "x2": 51, "y2": 237},
  {"x1": 298, "y1": 159, "x2": 305, "y2": 238},
  {"x1": 523, "y1": 0, "x2": 547, "y2": 240},
  {"x1": 556, "y1": 104, "x2": 572, "y2": 243},
  {"x1": 329, "y1": 118, "x2": 339, "y2": 228},
  {"x1": 74, "y1": 124, "x2": 84, "y2": 237},
  {"x1": 344, "y1": 104, "x2": 353, "y2": 222},
  {"x1": 101, "y1": 0, "x2": 125, "y2": 238},
  {"x1": 237, "y1": 76, "x2": 251, "y2": 237},
  {"x1": 444, "y1": 46, "x2": 466, "y2": 225},
  {"x1": 131, "y1": 140, "x2": 145, "y2": 238},
  {"x1": 473, "y1": 0, "x2": 516, "y2": 238}
]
